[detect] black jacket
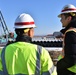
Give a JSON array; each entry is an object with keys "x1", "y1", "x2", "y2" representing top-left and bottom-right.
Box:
[{"x1": 57, "y1": 19, "x2": 76, "y2": 71}]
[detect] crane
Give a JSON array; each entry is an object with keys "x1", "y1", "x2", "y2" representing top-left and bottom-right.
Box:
[{"x1": 0, "y1": 10, "x2": 9, "y2": 42}]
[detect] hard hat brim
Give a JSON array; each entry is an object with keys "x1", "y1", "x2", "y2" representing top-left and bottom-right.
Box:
[
  {"x1": 58, "y1": 11, "x2": 76, "y2": 18},
  {"x1": 58, "y1": 14, "x2": 61, "y2": 18}
]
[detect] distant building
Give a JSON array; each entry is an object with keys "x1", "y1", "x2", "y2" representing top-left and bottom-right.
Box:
[
  {"x1": 53, "y1": 31, "x2": 63, "y2": 37},
  {"x1": 46, "y1": 34, "x2": 55, "y2": 38}
]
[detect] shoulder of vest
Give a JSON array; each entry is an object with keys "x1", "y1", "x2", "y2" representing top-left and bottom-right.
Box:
[{"x1": 65, "y1": 28, "x2": 76, "y2": 34}]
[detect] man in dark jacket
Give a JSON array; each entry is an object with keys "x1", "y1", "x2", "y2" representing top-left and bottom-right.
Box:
[{"x1": 57, "y1": 4, "x2": 76, "y2": 75}]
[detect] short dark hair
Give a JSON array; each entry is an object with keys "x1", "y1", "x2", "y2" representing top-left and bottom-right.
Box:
[
  {"x1": 63, "y1": 13, "x2": 72, "y2": 18},
  {"x1": 63, "y1": 13, "x2": 76, "y2": 20},
  {"x1": 15, "y1": 28, "x2": 26, "y2": 36}
]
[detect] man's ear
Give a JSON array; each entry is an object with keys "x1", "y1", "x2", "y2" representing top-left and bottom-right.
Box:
[
  {"x1": 28, "y1": 28, "x2": 34, "y2": 38},
  {"x1": 28, "y1": 29, "x2": 31, "y2": 36},
  {"x1": 67, "y1": 16, "x2": 72, "y2": 21}
]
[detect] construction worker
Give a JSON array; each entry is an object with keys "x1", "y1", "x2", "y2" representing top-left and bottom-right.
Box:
[
  {"x1": 0, "y1": 13, "x2": 57, "y2": 75},
  {"x1": 6, "y1": 32, "x2": 15, "y2": 45},
  {"x1": 57, "y1": 4, "x2": 76, "y2": 75}
]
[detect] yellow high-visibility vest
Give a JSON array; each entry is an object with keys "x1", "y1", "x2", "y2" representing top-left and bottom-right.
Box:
[
  {"x1": 58, "y1": 28, "x2": 76, "y2": 73},
  {"x1": 0, "y1": 42, "x2": 57, "y2": 75},
  {"x1": 66, "y1": 28, "x2": 76, "y2": 73}
]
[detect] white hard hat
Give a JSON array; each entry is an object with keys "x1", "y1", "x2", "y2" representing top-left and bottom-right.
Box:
[
  {"x1": 14, "y1": 13, "x2": 36, "y2": 29},
  {"x1": 58, "y1": 4, "x2": 76, "y2": 17}
]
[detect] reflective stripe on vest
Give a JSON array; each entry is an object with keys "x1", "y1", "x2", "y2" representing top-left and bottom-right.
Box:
[
  {"x1": 1, "y1": 47, "x2": 8, "y2": 75},
  {"x1": 65, "y1": 28, "x2": 76, "y2": 34},
  {"x1": 1, "y1": 45, "x2": 42, "y2": 75},
  {"x1": 35, "y1": 45, "x2": 42, "y2": 75},
  {"x1": 42, "y1": 65, "x2": 55, "y2": 75},
  {"x1": 68, "y1": 64, "x2": 76, "y2": 73},
  {"x1": 1, "y1": 45, "x2": 55, "y2": 75},
  {"x1": 0, "y1": 71, "x2": 3, "y2": 75}
]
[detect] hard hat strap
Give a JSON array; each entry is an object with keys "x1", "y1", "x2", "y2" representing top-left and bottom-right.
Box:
[
  {"x1": 70, "y1": 12, "x2": 76, "y2": 16},
  {"x1": 24, "y1": 28, "x2": 30, "y2": 33}
]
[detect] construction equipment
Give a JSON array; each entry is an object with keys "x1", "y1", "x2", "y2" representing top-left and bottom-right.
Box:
[{"x1": 0, "y1": 10, "x2": 9, "y2": 42}]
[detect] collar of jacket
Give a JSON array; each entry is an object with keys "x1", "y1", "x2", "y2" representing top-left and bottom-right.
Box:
[
  {"x1": 16, "y1": 35, "x2": 32, "y2": 43},
  {"x1": 60, "y1": 19, "x2": 76, "y2": 34}
]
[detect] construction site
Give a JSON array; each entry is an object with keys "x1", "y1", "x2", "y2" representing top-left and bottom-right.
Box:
[{"x1": 0, "y1": 11, "x2": 63, "y2": 65}]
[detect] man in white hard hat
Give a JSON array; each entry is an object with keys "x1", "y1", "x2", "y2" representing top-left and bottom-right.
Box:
[
  {"x1": 0, "y1": 13, "x2": 57, "y2": 75},
  {"x1": 57, "y1": 4, "x2": 76, "y2": 75}
]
